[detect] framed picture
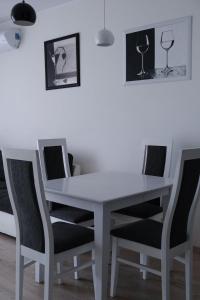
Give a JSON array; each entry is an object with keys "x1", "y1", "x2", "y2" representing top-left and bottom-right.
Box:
[
  {"x1": 44, "y1": 33, "x2": 80, "y2": 90},
  {"x1": 124, "y1": 16, "x2": 192, "y2": 85}
]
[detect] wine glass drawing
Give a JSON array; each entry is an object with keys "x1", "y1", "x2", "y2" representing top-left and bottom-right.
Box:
[
  {"x1": 136, "y1": 34, "x2": 150, "y2": 76},
  {"x1": 49, "y1": 46, "x2": 67, "y2": 85},
  {"x1": 160, "y1": 30, "x2": 174, "y2": 75}
]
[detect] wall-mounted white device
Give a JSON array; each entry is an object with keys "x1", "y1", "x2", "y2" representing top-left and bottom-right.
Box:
[{"x1": 0, "y1": 28, "x2": 21, "y2": 53}]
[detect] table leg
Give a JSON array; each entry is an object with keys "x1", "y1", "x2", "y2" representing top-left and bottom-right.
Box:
[{"x1": 94, "y1": 205, "x2": 110, "y2": 300}]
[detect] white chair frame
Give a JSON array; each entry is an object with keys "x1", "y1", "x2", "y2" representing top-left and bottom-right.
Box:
[
  {"x1": 37, "y1": 138, "x2": 93, "y2": 281},
  {"x1": 110, "y1": 148, "x2": 200, "y2": 300},
  {"x1": 112, "y1": 139, "x2": 172, "y2": 279},
  {"x1": 112, "y1": 139, "x2": 173, "y2": 225},
  {"x1": 142, "y1": 139, "x2": 173, "y2": 219},
  {"x1": 37, "y1": 138, "x2": 93, "y2": 230},
  {"x1": 2, "y1": 148, "x2": 96, "y2": 300}
]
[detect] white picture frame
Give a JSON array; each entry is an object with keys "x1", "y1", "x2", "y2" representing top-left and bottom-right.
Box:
[{"x1": 124, "y1": 16, "x2": 192, "y2": 85}]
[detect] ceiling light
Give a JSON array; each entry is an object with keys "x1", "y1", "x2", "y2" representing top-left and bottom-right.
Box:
[
  {"x1": 11, "y1": 1, "x2": 36, "y2": 26},
  {"x1": 95, "y1": 0, "x2": 114, "y2": 47}
]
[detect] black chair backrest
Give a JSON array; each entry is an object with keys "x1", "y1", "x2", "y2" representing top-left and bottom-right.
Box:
[
  {"x1": 68, "y1": 153, "x2": 74, "y2": 175},
  {"x1": 144, "y1": 145, "x2": 167, "y2": 177},
  {"x1": 43, "y1": 146, "x2": 73, "y2": 180},
  {"x1": 43, "y1": 146, "x2": 74, "y2": 210},
  {"x1": 7, "y1": 158, "x2": 45, "y2": 252},
  {"x1": 44, "y1": 146, "x2": 66, "y2": 180},
  {"x1": 170, "y1": 158, "x2": 200, "y2": 248},
  {"x1": 0, "y1": 151, "x2": 5, "y2": 181}
]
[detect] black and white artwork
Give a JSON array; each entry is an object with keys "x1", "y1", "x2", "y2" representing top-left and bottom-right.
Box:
[
  {"x1": 125, "y1": 16, "x2": 192, "y2": 84},
  {"x1": 44, "y1": 33, "x2": 80, "y2": 90}
]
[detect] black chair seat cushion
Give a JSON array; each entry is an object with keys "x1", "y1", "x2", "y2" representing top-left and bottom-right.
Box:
[
  {"x1": 115, "y1": 202, "x2": 162, "y2": 219},
  {"x1": 147, "y1": 197, "x2": 160, "y2": 206},
  {"x1": 111, "y1": 219, "x2": 186, "y2": 249},
  {"x1": 0, "y1": 188, "x2": 13, "y2": 214},
  {"x1": 53, "y1": 222, "x2": 94, "y2": 254},
  {"x1": 50, "y1": 204, "x2": 94, "y2": 223}
]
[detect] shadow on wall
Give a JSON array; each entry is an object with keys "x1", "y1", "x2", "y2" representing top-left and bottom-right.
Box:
[{"x1": 74, "y1": 151, "x2": 102, "y2": 174}]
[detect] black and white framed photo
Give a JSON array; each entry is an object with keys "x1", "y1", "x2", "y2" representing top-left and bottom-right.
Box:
[
  {"x1": 125, "y1": 16, "x2": 192, "y2": 85},
  {"x1": 44, "y1": 33, "x2": 80, "y2": 90}
]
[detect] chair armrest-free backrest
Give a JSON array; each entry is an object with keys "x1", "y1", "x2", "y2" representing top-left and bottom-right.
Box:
[
  {"x1": 2, "y1": 148, "x2": 53, "y2": 254},
  {"x1": 37, "y1": 138, "x2": 71, "y2": 185},
  {"x1": 142, "y1": 139, "x2": 172, "y2": 178},
  {"x1": 162, "y1": 148, "x2": 200, "y2": 250}
]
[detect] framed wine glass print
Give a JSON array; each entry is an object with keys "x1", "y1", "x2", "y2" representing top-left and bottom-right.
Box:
[
  {"x1": 44, "y1": 33, "x2": 80, "y2": 90},
  {"x1": 124, "y1": 16, "x2": 192, "y2": 85}
]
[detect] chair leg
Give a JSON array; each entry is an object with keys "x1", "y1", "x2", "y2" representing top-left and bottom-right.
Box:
[
  {"x1": 185, "y1": 248, "x2": 193, "y2": 300},
  {"x1": 92, "y1": 249, "x2": 97, "y2": 299},
  {"x1": 44, "y1": 258, "x2": 54, "y2": 300},
  {"x1": 140, "y1": 254, "x2": 148, "y2": 280},
  {"x1": 56, "y1": 262, "x2": 62, "y2": 285},
  {"x1": 16, "y1": 253, "x2": 24, "y2": 300},
  {"x1": 35, "y1": 262, "x2": 44, "y2": 283},
  {"x1": 73, "y1": 256, "x2": 80, "y2": 280},
  {"x1": 110, "y1": 238, "x2": 119, "y2": 298},
  {"x1": 161, "y1": 255, "x2": 170, "y2": 300}
]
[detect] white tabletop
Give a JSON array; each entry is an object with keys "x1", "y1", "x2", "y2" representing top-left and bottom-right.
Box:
[{"x1": 45, "y1": 171, "x2": 173, "y2": 203}]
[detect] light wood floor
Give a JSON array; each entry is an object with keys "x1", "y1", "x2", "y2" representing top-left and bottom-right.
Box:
[{"x1": 0, "y1": 234, "x2": 200, "y2": 300}]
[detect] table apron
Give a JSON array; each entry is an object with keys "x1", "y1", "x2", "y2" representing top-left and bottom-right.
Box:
[
  {"x1": 45, "y1": 186, "x2": 170, "y2": 213},
  {"x1": 45, "y1": 192, "x2": 96, "y2": 212},
  {"x1": 105, "y1": 186, "x2": 171, "y2": 212}
]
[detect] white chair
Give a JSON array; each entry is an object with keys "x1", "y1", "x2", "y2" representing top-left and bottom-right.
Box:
[
  {"x1": 113, "y1": 139, "x2": 172, "y2": 226},
  {"x1": 37, "y1": 138, "x2": 93, "y2": 226},
  {"x1": 2, "y1": 148, "x2": 96, "y2": 300},
  {"x1": 37, "y1": 138, "x2": 94, "y2": 280},
  {"x1": 112, "y1": 140, "x2": 172, "y2": 279},
  {"x1": 110, "y1": 148, "x2": 200, "y2": 300}
]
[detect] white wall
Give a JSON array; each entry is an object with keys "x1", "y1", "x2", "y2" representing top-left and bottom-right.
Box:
[{"x1": 0, "y1": 0, "x2": 200, "y2": 244}]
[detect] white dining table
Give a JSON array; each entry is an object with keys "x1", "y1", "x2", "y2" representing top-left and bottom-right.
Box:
[{"x1": 38, "y1": 171, "x2": 172, "y2": 300}]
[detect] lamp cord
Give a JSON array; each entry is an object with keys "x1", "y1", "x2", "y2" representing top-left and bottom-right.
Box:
[{"x1": 104, "y1": 0, "x2": 106, "y2": 29}]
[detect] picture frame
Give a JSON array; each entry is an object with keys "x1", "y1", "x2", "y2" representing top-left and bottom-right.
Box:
[
  {"x1": 124, "y1": 16, "x2": 192, "y2": 85},
  {"x1": 44, "y1": 33, "x2": 80, "y2": 90}
]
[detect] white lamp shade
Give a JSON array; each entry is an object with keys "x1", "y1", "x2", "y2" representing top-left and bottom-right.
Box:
[{"x1": 95, "y1": 28, "x2": 115, "y2": 47}]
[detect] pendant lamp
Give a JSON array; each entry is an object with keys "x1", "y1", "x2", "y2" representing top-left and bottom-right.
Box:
[
  {"x1": 95, "y1": 0, "x2": 114, "y2": 47},
  {"x1": 11, "y1": 1, "x2": 36, "y2": 26}
]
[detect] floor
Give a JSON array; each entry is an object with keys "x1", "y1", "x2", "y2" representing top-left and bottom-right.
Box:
[{"x1": 0, "y1": 234, "x2": 200, "y2": 300}]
